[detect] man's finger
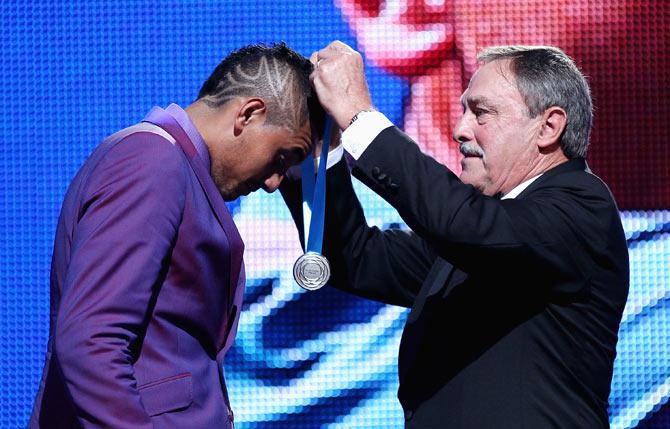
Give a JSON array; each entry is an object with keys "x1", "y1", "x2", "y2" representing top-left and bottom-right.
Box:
[
  {"x1": 310, "y1": 72, "x2": 325, "y2": 99},
  {"x1": 320, "y1": 40, "x2": 352, "y2": 57},
  {"x1": 315, "y1": 44, "x2": 339, "y2": 60},
  {"x1": 313, "y1": 40, "x2": 352, "y2": 65},
  {"x1": 309, "y1": 75, "x2": 332, "y2": 116},
  {"x1": 309, "y1": 65, "x2": 319, "y2": 87}
]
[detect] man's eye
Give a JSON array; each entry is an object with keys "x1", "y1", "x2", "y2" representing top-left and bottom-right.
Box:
[
  {"x1": 276, "y1": 154, "x2": 287, "y2": 171},
  {"x1": 473, "y1": 108, "x2": 487, "y2": 117}
]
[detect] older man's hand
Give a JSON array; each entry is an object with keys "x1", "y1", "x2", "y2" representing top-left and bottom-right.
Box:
[{"x1": 310, "y1": 41, "x2": 374, "y2": 130}]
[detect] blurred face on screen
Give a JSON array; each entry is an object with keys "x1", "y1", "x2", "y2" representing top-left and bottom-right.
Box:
[
  {"x1": 337, "y1": 0, "x2": 614, "y2": 73},
  {"x1": 452, "y1": 60, "x2": 542, "y2": 196},
  {"x1": 336, "y1": 0, "x2": 626, "y2": 170}
]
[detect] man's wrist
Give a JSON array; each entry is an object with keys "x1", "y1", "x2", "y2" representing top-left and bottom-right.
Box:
[
  {"x1": 341, "y1": 111, "x2": 393, "y2": 160},
  {"x1": 338, "y1": 104, "x2": 374, "y2": 131},
  {"x1": 348, "y1": 109, "x2": 376, "y2": 128}
]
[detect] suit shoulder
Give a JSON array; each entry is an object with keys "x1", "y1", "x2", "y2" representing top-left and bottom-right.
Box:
[
  {"x1": 80, "y1": 129, "x2": 190, "y2": 200},
  {"x1": 109, "y1": 130, "x2": 186, "y2": 167},
  {"x1": 530, "y1": 167, "x2": 617, "y2": 206},
  {"x1": 101, "y1": 129, "x2": 188, "y2": 176},
  {"x1": 521, "y1": 167, "x2": 625, "y2": 248}
]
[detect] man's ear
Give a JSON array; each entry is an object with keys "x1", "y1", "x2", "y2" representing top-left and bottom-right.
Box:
[
  {"x1": 537, "y1": 106, "x2": 567, "y2": 150},
  {"x1": 233, "y1": 98, "x2": 267, "y2": 136}
]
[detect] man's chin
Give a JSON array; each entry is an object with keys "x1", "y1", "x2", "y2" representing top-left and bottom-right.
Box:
[
  {"x1": 221, "y1": 184, "x2": 255, "y2": 201},
  {"x1": 459, "y1": 171, "x2": 479, "y2": 186},
  {"x1": 219, "y1": 188, "x2": 241, "y2": 201},
  {"x1": 459, "y1": 172, "x2": 488, "y2": 194}
]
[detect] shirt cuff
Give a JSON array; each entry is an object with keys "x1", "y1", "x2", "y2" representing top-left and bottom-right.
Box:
[
  {"x1": 341, "y1": 111, "x2": 394, "y2": 160},
  {"x1": 316, "y1": 144, "x2": 344, "y2": 170}
]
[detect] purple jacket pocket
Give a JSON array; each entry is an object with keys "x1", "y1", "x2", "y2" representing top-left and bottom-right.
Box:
[{"x1": 138, "y1": 373, "x2": 193, "y2": 416}]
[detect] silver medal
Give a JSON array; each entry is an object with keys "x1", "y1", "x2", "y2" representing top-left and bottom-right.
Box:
[{"x1": 293, "y1": 251, "x2": 331, "y2": 291}]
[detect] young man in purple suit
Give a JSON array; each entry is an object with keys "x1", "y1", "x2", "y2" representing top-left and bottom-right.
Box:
[{"x1": 29, "y1": 43, "x2": 317, "y2": 428}]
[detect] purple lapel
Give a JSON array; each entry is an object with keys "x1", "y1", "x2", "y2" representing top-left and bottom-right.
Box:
[{"x1": 142, "y1": 107, "x2": 244, "y2": 347}]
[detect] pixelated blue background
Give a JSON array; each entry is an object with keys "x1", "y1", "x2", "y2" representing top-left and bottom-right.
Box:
[{"x1": 1, "y1": 1, "x2": 668, "y2": 428}]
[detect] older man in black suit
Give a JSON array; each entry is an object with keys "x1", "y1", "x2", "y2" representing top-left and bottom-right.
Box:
[{"x1": 281, "y1": 41, "x2": 629, "y2": 428}]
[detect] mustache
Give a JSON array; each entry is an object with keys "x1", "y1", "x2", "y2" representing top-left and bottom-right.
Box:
[{"x1": 459, "y1": 142, "x2": 484, "y2": 157}]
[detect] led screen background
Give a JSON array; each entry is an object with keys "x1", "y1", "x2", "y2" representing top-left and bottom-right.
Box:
[{"x1": 1, "y1": 1, "x2": 668, "y2": 428}]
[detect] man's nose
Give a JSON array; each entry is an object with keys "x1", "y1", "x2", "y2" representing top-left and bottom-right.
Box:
[
  {"x1": 263, "y1": 173, "x2": 284, "y2": 193},
  {"x1": 452, "y1": 116, "x2": 473, "y2": 145}
]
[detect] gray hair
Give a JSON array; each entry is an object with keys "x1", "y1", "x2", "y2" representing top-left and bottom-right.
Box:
[{"x1": 478, "y1": 46, "x2": 592, "y2": 158}]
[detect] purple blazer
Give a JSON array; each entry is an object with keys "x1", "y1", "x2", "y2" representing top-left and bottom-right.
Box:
[{"x1": 29, "y1": 105, "x2": 245, "y2": 428}]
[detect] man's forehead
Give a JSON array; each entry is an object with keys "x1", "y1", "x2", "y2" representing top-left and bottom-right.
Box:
[
  {"x1": 294, "y1": 121, "x2": 314, "y2": 146},
  {"x1": 472, "y1": 60, "x2": 512, "y2": 83},
  {"x1": 297, "y1": 120, "x2": 314, "y2": 139},
  {"x1": 461, "y1": 60, "x2": 519, "y2": 103},
  {"x1": 267, "y1": 123, "x2": 310, "y2": 146}
]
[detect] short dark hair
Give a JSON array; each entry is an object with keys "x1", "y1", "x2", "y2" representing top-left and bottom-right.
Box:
[
  {"x1": 197, "y1": 42, "x2": 323, "y2": 132},
  {"x1": 478, "y1": 46, "x2": 593, "y2": 158}
]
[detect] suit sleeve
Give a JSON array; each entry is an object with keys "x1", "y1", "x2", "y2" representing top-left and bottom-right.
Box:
[
  {"x1": 353, "y1": 127, "x2": 609, "y2": 296},
  {"x1": 280, "y1": 158, "x2": 436, "y2": 308},
  {"x1": 53, "y1": 134, "x2": 188, "y2": 428}
]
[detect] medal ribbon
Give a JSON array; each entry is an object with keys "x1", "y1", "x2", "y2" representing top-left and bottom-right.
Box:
[{"x1": 301, "y1": 115, "x2": 333, "y2": 254}]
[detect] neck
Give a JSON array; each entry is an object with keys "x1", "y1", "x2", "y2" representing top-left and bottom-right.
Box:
[
  {"x1": 187, "y1": 100, "x2": 236, "y2": 154},
  {"x1": 532, "y1": 150, "x2": 569, "y2": 176},
  {"x1": 499, "y1": 150, "x2": 569, "y2": 196},
  {"x1": 185, "y1": 101, "x2": 217, "y2": 149}
]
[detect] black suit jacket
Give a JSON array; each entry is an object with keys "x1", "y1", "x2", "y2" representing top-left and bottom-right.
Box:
[{"x1": 281, "y1": 126, "x2": 629, "y2": 428}]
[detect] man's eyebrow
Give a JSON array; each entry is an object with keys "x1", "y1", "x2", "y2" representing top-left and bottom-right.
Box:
[
  {"x1": 460, "y1": 95, "x2": 498, "y2": 113},
  {"x1": 465, "y1": 95, "x2": 495, "y2": 107}
]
